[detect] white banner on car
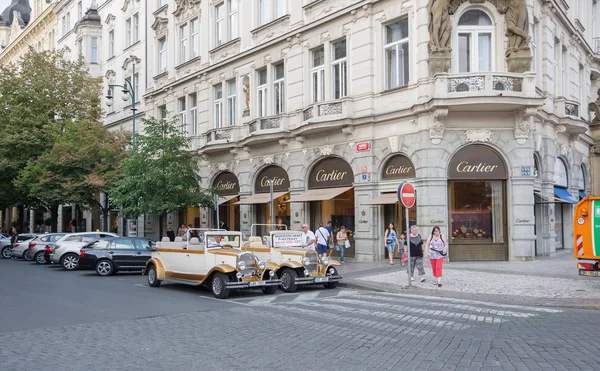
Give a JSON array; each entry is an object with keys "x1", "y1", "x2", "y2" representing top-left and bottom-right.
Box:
[{"x1": 272, "y1": 232, "x2": 302, "y2": 248}]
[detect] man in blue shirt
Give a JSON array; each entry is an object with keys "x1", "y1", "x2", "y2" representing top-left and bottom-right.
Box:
[{"x1": 325, "y1": 221, "x2": 334, "y2": 258}]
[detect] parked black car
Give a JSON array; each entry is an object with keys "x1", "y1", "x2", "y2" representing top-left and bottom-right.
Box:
[{"x1": 78, "y1": 237, "x2": 155, "y2": 276}]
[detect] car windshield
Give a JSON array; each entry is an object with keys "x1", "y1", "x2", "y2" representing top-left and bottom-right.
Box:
[{"x1": 205, "y1": 235, "x2": 241, "y2": 249}]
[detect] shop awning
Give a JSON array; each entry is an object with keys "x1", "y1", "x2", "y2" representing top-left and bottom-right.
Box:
[
  {"x1": 579, "y1": 190, "x2": 588, "y2": 200},
  {"x1": 286, "y1": 187, "x2": 353, "y2": 202},
  {"x1": 554, "y1": 186, "x2": 578, "y2": 204},
  {"x1": 363, "y1": 193, "x2": 398, "y2": 205},
  {"x1": 218, "y1": 194, "x2": 239, "y2": 205},
  {"x1": 534, "y1": 190, "x2": 549, "y2": 204},
  {"x1": 233, "y1": 192, "x2": 289, "y2": 205}
]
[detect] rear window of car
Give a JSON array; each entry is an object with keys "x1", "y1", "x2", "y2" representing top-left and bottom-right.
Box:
[{"x1": 17, "y1": 235, "x2": 34, "y2": 241}]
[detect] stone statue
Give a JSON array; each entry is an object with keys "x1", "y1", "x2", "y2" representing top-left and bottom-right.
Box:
[
  {"x1": 428, "y1": 0, "x2": 452, "y2": 53},
  {"x1": 590, "y1": 88, "x2": 600, "y2": 124},
  {"x1": 242, "y1": 75, "x2": 250, "y2": 117},
  {"x1": 504, "y1": 0, "x2": 530, "y2": 57}
]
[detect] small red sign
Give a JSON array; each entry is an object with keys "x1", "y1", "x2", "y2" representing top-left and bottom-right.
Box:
[
  {"x1": 361, "y1": 166, "x2": 367, "y2": 173},
  {"x1": 398, "y1": 182, "x2": 416, "y2": 208},
  {"x1": 356, "y1": 141, "x2": 371, "y2": 152}
]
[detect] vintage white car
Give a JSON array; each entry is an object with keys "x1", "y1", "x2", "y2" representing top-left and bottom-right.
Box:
[
  {"x1": 242, "y1": 229, "x2": 342, "y2": 292},
  {"x1": 143, "y1": 231, "x2": 281, "y2": 299}
]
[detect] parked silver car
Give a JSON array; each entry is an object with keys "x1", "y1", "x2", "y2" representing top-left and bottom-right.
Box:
[
  {"x1": 26, "y1": 233, "x2": 66, "y2": 264},
  {"x1": 49, "y1": 232, "x2": 118, "y2": 270},
  {"x1": 6, "y1": 234, "x2": 39, "y2": 259}
]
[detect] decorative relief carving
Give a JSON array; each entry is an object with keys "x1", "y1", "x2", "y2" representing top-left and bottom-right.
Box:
[
  {"x1": 591, "y1": 145, "x2": 600, "y2": 155},
  {"x1": 430, "y1": 107, "x2": 448, "y2": 145},
  {"x1": 214, "y1": 129, "x2": 232, "y2": 141},
  {"x1": 296, "y1": 136, "x2": 305, "y2": 144},
  {"x1": 173, "y1": 0, "x2": 200, "y2": 18},
  {"x1": 565, "y1": 102, "x2": 579, "y2": 117},
  {"x1": 261, "y1": 117, "x2": 281, "y2": 130},
  {"x1": 341, "y1": 126, "x2": 354, "y2": 136},
  {"x1": 515, "y1": 107, "x2": 536, "y2": 145},
  {"x1": 388, "y1": 136, "x2": 399, "y2": 153},
  {"x1": 278, "y1": 138, "x2": 289, "y2": 146},
  {"x1": 248, "y1": 120, "x2": 257, "y2": 133},
  {"x1": 104, "y1": 14, "x2": 115, "y2": 25},
  {"x1": 151, "y1": 17, "x2": 168, "y2": 37},
  {"x1": 242, "y1": 75, "x2": 250, "y2": 117},
  {"x1": 320, "y1": 145, "x2": 334, "y2": 156},
  {"x1": 554, "y1": 124, "x2": 567, "y2": 136},
  {"x1": 263, "y1": 155, "x2": 274, "y2": 165},
  {"x1": 559, "y1": 144, "x2": 569, "y2": 157},
  {"x1": 492, "y1": 76, "x2": 523, "y2": 92},
  {"x1": 217, "y1": 163, "x2": 227, "y2": 171},
  {"x1": 448, "y1": 76, "x2": 484, "y2": 92},
  {"x1": 464, "y1": 129, "x2": 493, "y2": 143},
  {"x1": 104, "y1": 69, "x2": 116, "y2": 82},
  {"x1": 590, "y1": 88, "x2": 600, "y2": 124},
  {"x1": 303, "y1": 106, "x2": 314, "y2": 121},
  {"x1": 318, "y1": 102, "x2": 342, "y2": 116}
]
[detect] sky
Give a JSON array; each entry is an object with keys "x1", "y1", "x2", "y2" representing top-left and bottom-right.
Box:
[{"x1": 0, "y1": 0, "x2": 12, "y2": 17}]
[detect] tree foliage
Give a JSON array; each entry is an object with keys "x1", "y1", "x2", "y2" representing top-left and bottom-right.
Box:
[
  {"x1": 0, "y1": 49, "x2": 103, "y2": 209},
  {"x1": 108, "y1": 116, "x2": 213, "y2": 219}
]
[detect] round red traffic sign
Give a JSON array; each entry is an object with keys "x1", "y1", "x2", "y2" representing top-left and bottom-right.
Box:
[{"x1": 397, "y1": 182, "x2": 416, "y2": 208}]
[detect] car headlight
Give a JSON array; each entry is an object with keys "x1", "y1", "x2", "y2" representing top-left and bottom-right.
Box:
[
  {"x1": 237, "y1": 261, "x2": 246, "y2": 270},
  {"x1": 258, "y1": 261, "x2": 266, "y2": 270},
  {"x1": 303, "y1": 257, "x2": 310, "y2": 266},
  {"x1": 322, "y1": 257, "x2": 329, "y2": 266},
  {"x1": 268, "y1": 270, "x2": 275, "y2": 277}
]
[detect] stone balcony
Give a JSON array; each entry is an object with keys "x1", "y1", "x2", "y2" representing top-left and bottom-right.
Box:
[{"x1": 199, "y1": 125, "x2": 244, "y2": 154}]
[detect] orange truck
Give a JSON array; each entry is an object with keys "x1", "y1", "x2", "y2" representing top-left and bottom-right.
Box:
[{"x1": 573, "y1": 196, "x2": 600, "y2": 276}]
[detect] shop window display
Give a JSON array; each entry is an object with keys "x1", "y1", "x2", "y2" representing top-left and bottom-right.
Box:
[{"x1": 449, "y1": 181, "x2": 504, "y2": 243}]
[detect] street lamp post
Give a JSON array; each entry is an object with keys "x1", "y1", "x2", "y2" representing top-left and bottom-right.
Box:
[{"x1": 105, "y1": 62, "x2": 137, "y2": 152}]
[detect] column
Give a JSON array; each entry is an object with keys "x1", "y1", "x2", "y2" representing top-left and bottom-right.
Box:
[{"x1": 510, "y1": 177, "x2": 536, "y2": 261}]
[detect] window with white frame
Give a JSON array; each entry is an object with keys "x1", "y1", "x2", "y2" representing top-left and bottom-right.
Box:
[
  {"x1": 384, "y1": 18, "x2": 409, "y2": 89},
  {"x1": 215, "y1": 2, "x2": 225, "y2": 47},
  {"x1": 178, "y1": 97, "x2": 187, "y2": 134},
  {"x1": 258, "y1": 0, "x2": 286, "y2": 26},
  {"x1": 214, "y1": 84, "x2": 224, "y2": 128},
  {"x1": 179, "y1": 23, "x2": 188, "y2": 64},
  {"x1": 62, "y1": 16, "x2": 67, "y2": 36},
  {"x1": 91, "y1": 37, "x2": 98, "y2": 63},
  {"x1": 273, "y1": 62, "x2": 285, "y2": 114},
  {"x1": 66, "y1": 12, "x2": 70, "y2": 32},
  {"x1": 77, "y1": 1, "x2": 82, "y2": 20},
  {"x1": 179, "y1": 18, "x2": 199, "y2": 63},
  {"x1": 191, "y1": 18, "x2": 199, "y2": 58},
  {"x1": 108, "y1": 30, "x2": 115, "y2": 58},
  {"x1": 126, "y1": 13, "x2": 139, "y2": 47},
  {"x1": 126, "y1": 17, "x2": 132, "y2": 47},
  {"x1": 561, "y1": 46, "x2": 567, "y2": 97},
  {"x1": 332, "y1": 39, "x2": 347, "y2": 99},
  {"x1": 125, "y1": 73, "x2": 139, "y2": 102},
  {"x1": 531, "y1": 18, "x2": 538, "y2": 72},
  {"x1": 133, "y1": 13, "x2": 139, "y2": 43},
  {"x1": 257, "y1": 68, "x2": 268, "y2": 117},
  {"x1": 455, "y1": 10, "x2": 492, "y2": 73},
  {"x1": 229, "y1": 0, "x2": 239, "y2": 40},
  {"x1": 158, "y1": 37, "x2": 167, "y2": 73},
  {"x1": 311, "y1": 46, "x2": 325, "y2": 103},
  {"x1": 188, "y1": 93, "x2": 197, "y2": 136},
  {"x1": 578, "y1": 64, "x2": 584, "y2": 104},
  {"x1": 227, "y1": 80, "x2": 236, "y2": 126},
  {"x1": 553, "y1": 38, "x2": 559, "y2": 96}
]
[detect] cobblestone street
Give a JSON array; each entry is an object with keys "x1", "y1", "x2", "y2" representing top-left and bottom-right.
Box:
[{"x1": 1, "y1": 258, "x2": 600, "y2": 370}]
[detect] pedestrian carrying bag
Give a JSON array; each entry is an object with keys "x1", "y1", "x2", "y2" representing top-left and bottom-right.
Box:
[{"x1": 344, "y1": 239, "x2": 351, "y2": 248}]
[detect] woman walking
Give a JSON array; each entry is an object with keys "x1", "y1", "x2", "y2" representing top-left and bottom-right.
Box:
[
  {"x1": 406, "y1": 225, "x2": 425, "y2": 282},
  {"x1": 425, "y1": 226, "x2": 447, "y2": 287},
  {"x1": 384, "y1": 223, "x2": 399, "y2": 265},
  {"x1": 336, "y1": 225, "x2": 348, "y2": 264}
]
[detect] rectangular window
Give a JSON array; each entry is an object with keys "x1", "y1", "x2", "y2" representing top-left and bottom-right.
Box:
[
  {"x1": 579, "y1": 64, "x2": 584, "y2": 105},
  {"x1": 275, "y1": 0, "x2": 286, "y2": 18},
  {"x1": 259, "y1": 0, "x2": 269, "y2": 26},
  {"x1": 311, "y1": 46, "x2": 325, "y2": 103},
  {"x1": 91, "y1": 37, "x2": 98, "y2": 63},
  {"x1": 126, "y1": 18, "x2": 132, "y2": 46},
  {"x1": 215, "y1": 2, "x2": 224, "y2": 47},
  {"x1": 257, "y1": 68, "x2": 268, "y2": 117},
  {"x1": 158, "y1": 38, "x2": 167, "y2": 72},
  {"x1": 190, "y1": 18, "x2": 199, "y2": 58},
  {"x1": 188, "y1": 93, "x2": 197, "y2": 136},
  {"x1": 273, "y1": 63, "x2": 284, "y2": 114},
  {"x1": 229, "y1": 0, "x2": 239, "y2": 40},
  {"x1": 62, "y1": 16, "x2": 66, "y2": 36},
  {"x1": 227, "y1": 80, "x2": 236, "y2": 126},
  {"x1": 561, "y1": 46, "x2": 567, "y2": 97},
  {"x1": 214, "y1": 84, "x2": 223, "y2": 128},
  {"x1": 133, "y1": 72, "x2": 139, "y2": 101},
  {"x1": 553, "y1": 38, "x2": 559, "y2": 96},
  {"x1": 332, "y1": 39, "x2": 347, "y2": 99},
  {"x1": 133, "y1": 13, "x2": 139, "y2": 43},
  {"x1": 77, "y1": 39, "x2": 83, "y2": 56},
  {"x1": 384, "y1": 19, "x2": 409, "y2": 89},
  {"x1": 66, "y1": 12, "x2": 70, "y2": 31},
  {"x1": 78, "y1": 1, "x2": 82, "y2": 20},
  {"x1": 477, "y1": 33, "x2": 491, "y2": 72},
  {"x1": 107, "y1": 87, "x2": 115, "y2": 113},
  {"x1": 180, "y1": 24, "x2": 188, "y2": 63},
  {"x1": 179, "y1": 97, "x2": 187, "y2": 134},
  {"x1": 108, "y1": 30, "x2": 115, "y2": 58},
  {"x1": 450, "y1": 181, "x2": 505, "y2": 244},
  {"x1": 531, "y1": 19, "x2": 538, "y2": 72}
]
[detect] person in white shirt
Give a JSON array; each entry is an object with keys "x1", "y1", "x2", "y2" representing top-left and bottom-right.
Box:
[
  {"x1": 315, "y1": 223, "x2": 331, "y2": 258},
  {"x1": 301, "y1": 224, "x2": 316, "y2": 250}
]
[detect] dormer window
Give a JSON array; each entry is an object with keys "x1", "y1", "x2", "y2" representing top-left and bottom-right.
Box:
[{"x1": 455, "y1": 9, "x2": 494, "y2": 73}]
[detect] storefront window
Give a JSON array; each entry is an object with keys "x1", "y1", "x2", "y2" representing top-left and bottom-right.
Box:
[
  {"x1": 449, "y1": 181, "x2": 504, "y2": 243},
  {"x1": 554, "y1": 205, "x2": 563, "y2": 249}
]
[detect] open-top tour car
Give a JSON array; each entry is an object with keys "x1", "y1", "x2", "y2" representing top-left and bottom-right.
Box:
[
  {"x1": 242, "y1": 225, "x2": 342, "y2": 292},
  {"x1": 143, "y1": 230, "x2": 281, "y2": 299}
]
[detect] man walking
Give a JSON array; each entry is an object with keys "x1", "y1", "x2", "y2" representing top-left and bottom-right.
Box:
[
  {"x1": 325, "y1": 221, "x2": 335, "y2": 257},
  {"x1": 316, "y1": 222, "x2": 330, "y2": 259},
  {"x1": 301, "y1": 224, "x2": 316, "y2": 250}
]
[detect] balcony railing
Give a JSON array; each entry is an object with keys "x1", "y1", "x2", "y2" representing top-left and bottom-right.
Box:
[
  {"x1": 205, "y1": 127, "x2": 234, "y2": 143},
  {"x1": 303, "y1": 101, "x2": 344, "y2": 122},
  {"x1": 248, "y1": 116, "x2": 282, "y2": 133},
  {"x1": 433, "y1": 72, "x2": 536, "y2": 99},
  {"x1": 553, "y1": 97, "x2": 580, "y2": 118}
]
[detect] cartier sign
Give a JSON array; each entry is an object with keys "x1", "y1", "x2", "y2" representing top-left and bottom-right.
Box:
[
  {"x1": 448, "y1": 145, "x2": 507, "y2": 180},
  {"x1": 308, "y1": 157, "x2": 353, "y2": 189},
  {"x1": 255, "y1": 165, "x2": 290, "y2": 193},
  {"x1": 382, "y1": 155, "x2": 416, "y2": 180},
  {"x1": 212, "y1": 172, "x2": 240, "y2": 196}
]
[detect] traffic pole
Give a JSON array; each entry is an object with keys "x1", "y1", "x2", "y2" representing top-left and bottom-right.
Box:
[{"x1": 406, "y1": 204, "x2": 410, "y2": 287}]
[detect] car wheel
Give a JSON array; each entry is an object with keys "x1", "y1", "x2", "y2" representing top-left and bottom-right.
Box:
[
  {"x1": 280, "y1": 268, "x2": 299, "y2": 293},
  {"x1": 60, "y1": 253, "x2": 79, "y2": 271},
  {"x1": 23, "y1": 251, "x2": 29, "y2": 260},
  {"x1": 95, "y1": 260, "x2": 114, "y2": 276},
  {"x1": 34, "y1": 251, "x2": 46, "y2": 265},
  {"x1": 1, "y1": 247, "x2": 12, "y2": 259},
  {"x1": 147, "y1": 265, "x2": 161, "y2": 287},
  {"x1": 324, "y1": 267, "x2": 339, "y2": 289},
  {"x1": 211, "y1": 272, "x2": 231, "y2": 299}
]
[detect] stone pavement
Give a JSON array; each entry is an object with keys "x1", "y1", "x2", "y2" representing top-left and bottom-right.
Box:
[{"x1": 338, "y1": 250, "x2": 600, "y2": 309}]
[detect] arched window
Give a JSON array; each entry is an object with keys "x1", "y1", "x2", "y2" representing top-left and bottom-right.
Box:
[{"x1": 456, "y1": 9, "x2": 494, "y2": 73}]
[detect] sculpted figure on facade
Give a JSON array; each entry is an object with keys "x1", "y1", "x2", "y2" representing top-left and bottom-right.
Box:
[
  {"x1": 242, "y1": 75, "x2": 250, "y2": 117},
  {"x1": 427, "y1": 0, "x2": 452, "y2": 53},
  {"x1": 589, "y1": 88, "x2": 600, "y2": 124},
  {"x1": 504, "y1": 0, "x2": 530, "y2": 57}
]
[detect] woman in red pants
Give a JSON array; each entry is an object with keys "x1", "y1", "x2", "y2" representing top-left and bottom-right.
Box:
[{"x1": 425, "y1": 226, "x2": 447, "y2": 287}]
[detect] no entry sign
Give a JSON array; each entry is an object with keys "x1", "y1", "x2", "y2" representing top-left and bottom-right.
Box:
[{"x1": 397, "y1": 182, "x2": 415, "y2": 208}]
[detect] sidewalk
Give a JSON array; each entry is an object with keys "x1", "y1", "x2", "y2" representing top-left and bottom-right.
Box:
[{"x1": 337, "y1": 251, "x2": 600, "y2": 309}]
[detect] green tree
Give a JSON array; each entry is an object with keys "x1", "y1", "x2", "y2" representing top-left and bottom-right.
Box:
[
  {"x1": 109, "y1": 117, "x2": 213, "y2": 237},
  {"x1": 0, "y1": 49, "x2": 103, "y2": 228},
  {"x1": 15, "y1": 120, "x2": 130, "y2": 231}
]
